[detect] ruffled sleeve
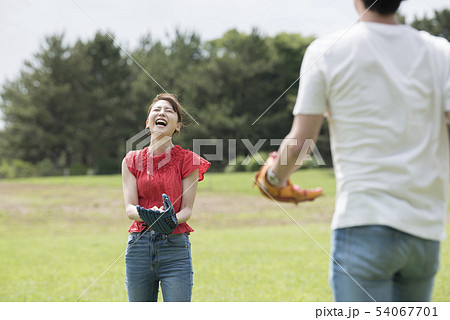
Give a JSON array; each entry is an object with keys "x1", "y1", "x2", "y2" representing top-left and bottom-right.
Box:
[
  {"x1": 182, "y1": 149, "x2": 210, "y2": 181},
  {"x1": 124, "y1": 150, "x2": 143, "y2": 177}
]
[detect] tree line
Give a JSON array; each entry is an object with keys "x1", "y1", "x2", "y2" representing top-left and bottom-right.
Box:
[{"x1": 0, "y1": 9, "x2": 449, "y2": 177}]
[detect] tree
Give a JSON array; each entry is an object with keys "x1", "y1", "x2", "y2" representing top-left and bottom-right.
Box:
[
  {"x1": 73, "y1": 32, "x2": 133, "y2": 173},
  {"x1": 0, "y1": 32, "x2": 133, "y2": 174},
  {"x1": 129, "y1": 30, "x2": 206, "y2": 150},
  {"x1": 410, "y1": 8, "x2": 450, "y2": 41},
  {"x1": 126, "y1": 29, "x2": 320, "y2": 170},
  {"x1": 0, "y1": 34, "x2": 83, "y2": 169}
]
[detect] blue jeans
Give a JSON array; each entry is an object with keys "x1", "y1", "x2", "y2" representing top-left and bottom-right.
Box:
[
  {"x1": 125, "y1": 230, "x2": 193, "y2": 302},
  {"x1": 330, "y1": 225, "x2": 440, "y2": 302}
]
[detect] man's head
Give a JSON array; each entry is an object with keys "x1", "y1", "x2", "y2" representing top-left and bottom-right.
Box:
[{"x1": 355, "y1": 0, "x2": 404, "y2": 15}]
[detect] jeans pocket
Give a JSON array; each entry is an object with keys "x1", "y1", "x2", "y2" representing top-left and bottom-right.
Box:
[
  {"x1": 165, "y1": 233, "x2": 189, "y2": 248},
  {"x1": 127, "y1": 232, "x2": 138, "y2": 246}
]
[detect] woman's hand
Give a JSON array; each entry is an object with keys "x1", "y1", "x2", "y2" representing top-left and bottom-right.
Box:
[{"x1": 137, "y1": 194, "x2": 178, "y2": 234}]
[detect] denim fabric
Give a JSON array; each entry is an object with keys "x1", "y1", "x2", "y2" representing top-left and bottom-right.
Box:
[
  {"x1": 330, "y1": 225, "x2": 440, "y2": 302},
  {"x1": 125, "y1": 230, "x2": 193, "y2": 302}
]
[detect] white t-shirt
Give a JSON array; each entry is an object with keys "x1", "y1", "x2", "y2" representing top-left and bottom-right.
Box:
[{"x1": 293, "y1": 22, "x2": 450, "y2": 241}]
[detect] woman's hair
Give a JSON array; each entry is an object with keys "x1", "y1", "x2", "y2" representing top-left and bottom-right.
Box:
[
  {"x1": 147, "y1": 93, "x2": 183, "y2": 124},
  {"x1": 362, "y1": 0, "x2": 403, "y2": 15}
]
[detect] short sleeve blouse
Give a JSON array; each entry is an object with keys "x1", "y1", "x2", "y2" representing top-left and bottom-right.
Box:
[{"x1": 124, "y1": 145, "x2": 210, "y2": 234}]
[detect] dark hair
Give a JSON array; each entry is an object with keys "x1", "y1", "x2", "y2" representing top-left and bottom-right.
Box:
[
  {"x1": 362, "y1": 0, "x2": 404, "y2": 15},
  {"x1": 147, "y1": 93, "x2": 183, "y2": 124}
]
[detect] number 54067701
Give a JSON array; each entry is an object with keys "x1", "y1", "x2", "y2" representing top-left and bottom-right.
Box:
[{"x1": 376, "y1": 306, "x2": 438, "y2": 317}]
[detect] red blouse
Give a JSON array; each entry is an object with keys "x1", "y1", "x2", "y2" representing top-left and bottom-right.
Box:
[{"x1": 125, "y1": 145, "x2": 210, "y2": 234}]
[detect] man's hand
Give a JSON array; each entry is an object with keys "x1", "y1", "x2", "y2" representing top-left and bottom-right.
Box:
[{"x1": 254, "y1": 152, "x2": 323, "y2": 204}]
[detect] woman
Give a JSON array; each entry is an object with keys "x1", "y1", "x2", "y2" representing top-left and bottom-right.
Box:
[{"x1": 121, "y1": 93, "x2": 210, "y2": 302}]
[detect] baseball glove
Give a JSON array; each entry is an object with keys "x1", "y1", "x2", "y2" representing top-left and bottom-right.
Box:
[
  {"x1": 136, "y1": 194, "x2": 178, "y2": 234},
  {"x1": 254, "y1": 152, "x2": 323, "y2": 204}
]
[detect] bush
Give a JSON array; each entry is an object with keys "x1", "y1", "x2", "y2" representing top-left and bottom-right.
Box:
[
  {"x1": 0, "y1": 159, "x2": 36, "y2": 178},
  {"x1": 69, "y1": 163, "x2": 88, "y2": 176},
  {"x1": 224, "y1": 152, "x2": 269, "y2": 173},
  {"x1": 36, "y1": 159, "x2": 54, "y2": 176},
  {"x1": 14, "y1": 159, "x2": 36, "y2": 177},
  {"x1": 223, "y1": 151, "x2": 326, "y2": 173},
  {"x1": 97, "y1": 157, "x2": 121, "y2": 175},
  {"x1": 0, "y1": 160, "x2": 15, "y2": 179}
]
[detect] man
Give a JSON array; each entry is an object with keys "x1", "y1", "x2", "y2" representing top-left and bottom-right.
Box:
[{"x1": 255, "y1": 0, "x2": 450, "y2": 301}]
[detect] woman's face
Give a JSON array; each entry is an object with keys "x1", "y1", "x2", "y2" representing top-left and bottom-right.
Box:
[{"x1": 147, "y1": 100, "x2": 181, "y2": 136}]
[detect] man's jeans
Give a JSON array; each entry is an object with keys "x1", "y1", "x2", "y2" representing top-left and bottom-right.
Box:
[
  {"x1": 125, "y1": 230, "x2": 193, "y2": 302},
  {"x1": 330, "y1": 225, "x2": 440, "y2": 302}
]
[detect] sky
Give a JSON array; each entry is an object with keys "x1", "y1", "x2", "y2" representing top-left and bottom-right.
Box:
[{"x1": 0, "y1": 0, "x2": 449, "y2": 87}]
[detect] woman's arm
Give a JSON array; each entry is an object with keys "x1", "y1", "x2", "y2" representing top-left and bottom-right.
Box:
[
  {"x1": 122, "y1": 158, "x2": 142, "y2": 221},
  {"x1": 176, "y1": 169, "x2": 199, "y2": 224}
]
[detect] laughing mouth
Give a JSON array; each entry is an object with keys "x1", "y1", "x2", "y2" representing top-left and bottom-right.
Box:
[{"x1": 155, "y1": 118, "x2": 168, "y2": 127}]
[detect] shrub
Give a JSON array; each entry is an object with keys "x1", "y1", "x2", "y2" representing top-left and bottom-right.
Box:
[
  {"x1": 97, "y1": 157, "x2": 121, "y2": 175},
  {"x1": 14, "y1": 159, "x2": 36, "y2": 177},
  {"x1": 0, "y1": 159, "x2": 15, "y2": 179},
  {"x1": 36, "y1": 159, "x2": 54, "y2": 176},
  {"x1": 69, "y1": 163, "x2": 88, "y2": 176},
  {"x1": 0, "y1": 159, "x2": 36, "y2": 178},
  {"x1": 224, "y1": 152, "x2": 269, "y2": 173}
]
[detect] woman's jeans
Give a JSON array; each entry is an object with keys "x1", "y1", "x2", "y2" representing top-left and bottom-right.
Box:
[
  {"x1": 330, "y1": 225, "x2": 440, "y2": 302},
  {"x1": 125, "y1": 230, "x2": 193, "y2": 302}
]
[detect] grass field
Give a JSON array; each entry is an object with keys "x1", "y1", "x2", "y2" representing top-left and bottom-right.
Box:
[{"x1": 0, "y1": 169, "x2": 449, "y2": 301}]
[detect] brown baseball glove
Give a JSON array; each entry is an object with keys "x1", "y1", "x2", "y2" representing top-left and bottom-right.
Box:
[{"x1": 254, "y1": 152, "x2": 323, "y2": 204}]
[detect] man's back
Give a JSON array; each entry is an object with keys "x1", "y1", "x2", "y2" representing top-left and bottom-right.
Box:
[{"x1": 293, "y1": 22, "x2": 450, "y2": 240}]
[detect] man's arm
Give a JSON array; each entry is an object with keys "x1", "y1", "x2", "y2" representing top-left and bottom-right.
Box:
[{"x1": 271, "y1": 114, "x2": 324, "y2": 186}]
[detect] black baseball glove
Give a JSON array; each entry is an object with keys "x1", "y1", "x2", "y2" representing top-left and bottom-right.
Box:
[{"x1": 136, "y1": 194, "x2": 178, "y2": 234}]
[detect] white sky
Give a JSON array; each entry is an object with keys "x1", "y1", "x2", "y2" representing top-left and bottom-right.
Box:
[{"x1": 0, "y1": 0, "x2": 449, "y2": 86}]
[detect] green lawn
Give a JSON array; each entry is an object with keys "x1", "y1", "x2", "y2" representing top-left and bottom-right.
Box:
[{"x1": 0, "y1": 169, "x2": 449, "y2": 301}]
